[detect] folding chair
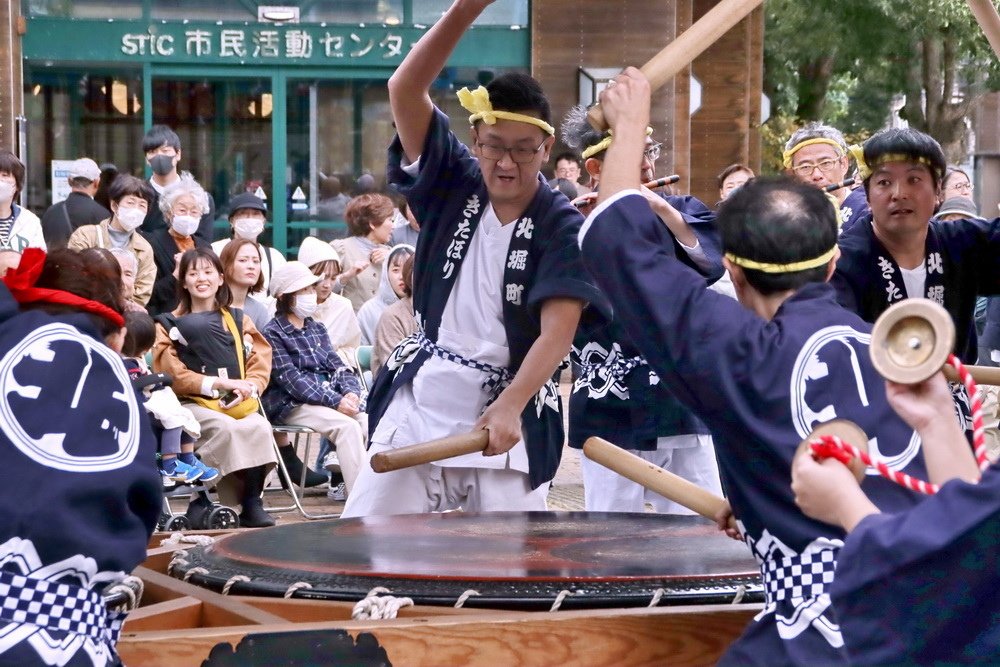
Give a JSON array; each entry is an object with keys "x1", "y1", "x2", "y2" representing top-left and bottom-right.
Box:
[
  {"x1": 265, "y1": 424, "x2": 339, "y2": 520},
  {"x1": 355, "y1": 345, "x2": 374, "y2": 393}
]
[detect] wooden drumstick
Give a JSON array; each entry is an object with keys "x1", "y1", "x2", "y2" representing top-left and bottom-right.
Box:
[
  {"x1": 968, "y1": 0, "x2": 1000, "y2": 61},
  {"x1": 583, "y1": 437, "x2": 736, "y2": 529},
  {"x1": 371, "y1": 431, "x2": 489, "y2": 473},
  {"x1": 587, "y1": 0, "x2": 764, "y2": 130},
  {"x1": 572, "y1": 175, "x2": 681, "y2": 208}
]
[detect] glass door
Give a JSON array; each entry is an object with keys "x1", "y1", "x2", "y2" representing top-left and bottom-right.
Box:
[{"x1": 149, "y1": 73, "x2": 273, "y2": 242}]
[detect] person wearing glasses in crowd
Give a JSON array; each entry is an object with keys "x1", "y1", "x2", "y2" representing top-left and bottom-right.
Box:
[
  {"x1": 941, "y1": 166, "x2": 974, "y2": 204},
  {"x1": 342, "y1": 0, "x2": 606, "y2": 518},
  {"x1": 783, "y1": 123, "x2": 868, "y2": 231}
]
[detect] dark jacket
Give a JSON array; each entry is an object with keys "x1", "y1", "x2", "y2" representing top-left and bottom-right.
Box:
[
  {"x1": 146, "y1": 227, "x2": 211, "y2": 317},
  {"x1": 39, "y1": 191, "x2": 111, "y2": 250}
]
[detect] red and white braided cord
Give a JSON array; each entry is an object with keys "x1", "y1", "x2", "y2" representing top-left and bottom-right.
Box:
[
  {"x1": 948, "y1": 354, "x2": 990, "y2": 471},
  {"x1": 809, "y1": 435, "x2": 939, "y2": 495}
]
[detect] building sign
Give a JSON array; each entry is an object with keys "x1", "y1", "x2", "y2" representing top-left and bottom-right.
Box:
[
  {"x1": 23, "y1": 19, "x2": 528, "y2": 69},
  {"x1": 50, "y1": 160, "x2": 74, "y2": 205}
]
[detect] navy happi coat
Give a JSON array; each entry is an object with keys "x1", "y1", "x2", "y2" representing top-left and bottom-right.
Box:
[
  {"x1": 0, "y1": 284, "x2": 160, "y2": 666},
  {"x1": 831, "y1": 464, "x2": 1000, "y2": 665},
  {"x1": 580, "y1": 191, "x2": 929, "y2": 665},
  {"x1": 834, "y1": 214, "x2": 1000, "y2": 363},
  {"x1": 569, "y1": 194, "x2": 722, "y2": 450},
  {"x1": 367, "y1": 108, "x2": 607, "y2": 489}
]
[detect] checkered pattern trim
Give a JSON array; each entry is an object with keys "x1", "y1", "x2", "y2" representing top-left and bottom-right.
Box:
[
  {"x1": 577, "y1": 354, "x2": 649, "y2": 385},
  {"x1": 761, "y1": 548, "x2": 837, "y2": 603},
  {"x1": 0, "y1": 570, "x2": 125, "y2": 645},
  {"x1": 413, "y1": 331, "x2": 513, "y2": 400}
]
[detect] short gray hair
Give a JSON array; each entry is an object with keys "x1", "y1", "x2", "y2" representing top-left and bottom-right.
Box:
[
  {"x1": 560, "y1": 104, "x2": 608, "y2": 154},
  {"x1": 109, "y1": 246, "x2": 138, "y2": 273},
  {"x1": 159, "y1": 174, "x2": 209, "y2": 216},
  {"x1": 784, "y1": 122, "x2": 847, "y2": 155}
]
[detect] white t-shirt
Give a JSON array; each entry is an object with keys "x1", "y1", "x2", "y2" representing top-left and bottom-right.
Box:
[
  {"x1": 372, "y1": 203, "x2": 529, "y2": 473},
  {"x1": 901, "y1": 264, "x2": 927, "y2": 299}
]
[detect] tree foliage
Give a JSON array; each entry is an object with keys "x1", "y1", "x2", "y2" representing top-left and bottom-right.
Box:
[{"x1": 764, "y1": 0, "x2": 1000, "y2": 161}]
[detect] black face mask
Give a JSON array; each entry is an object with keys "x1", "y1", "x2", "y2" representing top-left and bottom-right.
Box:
[{"x1": 149, "y1": 154, "x2": 175, "y2": 176}]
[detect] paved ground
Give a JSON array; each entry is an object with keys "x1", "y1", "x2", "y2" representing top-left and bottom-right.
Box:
[{"x1": 165, "y1": 375, "x2": 586, "y2": 525}]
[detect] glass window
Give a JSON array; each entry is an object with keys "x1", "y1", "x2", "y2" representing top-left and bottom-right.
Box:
[
  {"x1": 151, "y1": 0, "x2": 255, "y2": 21},
  {"x1": 152, "y1": 78, "x2": 274, "y2": 240},
  {"x1": 22, "y1": 69, "x2": 144, "y2": 214},
  {"x1": 301, "y1": 0, "x2": 404, "y2": 25},
  {"x1": 412, "y1": 0, "x2": 528, "y2": 26},
  {"x1": 24, "y1": 0, "x2": 141, "y2": 19}
]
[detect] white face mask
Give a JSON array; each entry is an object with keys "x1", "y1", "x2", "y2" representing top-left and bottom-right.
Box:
[
  {"x1": 115, "y1": 206, "x2": 146, "y2": 232},
  {"x1": 292, "y1": 293, "x2": 319, "y2": 319},
  {"x1": 233, "y1": 217, "x2": 265, "y2": 240},
  {"x1": 171, "y1": 214, "x2": 200, "y2": 237},
  {"x1": 0, "y1": 181, "x2": 15, "y2": 203}
]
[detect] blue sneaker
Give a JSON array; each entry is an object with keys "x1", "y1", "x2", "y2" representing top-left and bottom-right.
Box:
[
  {"x1": 190, "y1": 458, "x2": 220, "y2": 484},
  {"x1": 168, "y1": 459, "x2": 204, "y2": 484}
]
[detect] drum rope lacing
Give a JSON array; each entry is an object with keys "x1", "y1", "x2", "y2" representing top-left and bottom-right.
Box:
[
  {"x1": 352, "y1": 587, "x2": 414, "y2": 620},
  {"x1": 810, "y1": 354, "x2": 989, "y2": 495},
  {"x1": 104, "y1": 575, "x2": 145, "y2": 612},
  {"x1": 454, "y1": 589, "x2": 480, "y2": 608}
]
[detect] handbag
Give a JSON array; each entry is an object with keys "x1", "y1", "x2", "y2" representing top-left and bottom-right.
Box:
[{"x1": 188, "y1": 308, "x2": 261, "y2": 419}]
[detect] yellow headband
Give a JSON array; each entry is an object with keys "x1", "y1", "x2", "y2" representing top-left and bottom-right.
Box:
[
  {"x1": 581, "y1": 127, "x2": 655, "y2": 160},
  {"x1": 848, "y1": 144, "x2": 939, "y2": 182},
  {"x1": 725, "y1": 246, "x2": 838, "y2": 274},
  {"x1": 782, "y1": 138, "x2": 845, "y2": 169},
  {"x1": 457, "y1": 86, "x2": 555, "y2": 136}
]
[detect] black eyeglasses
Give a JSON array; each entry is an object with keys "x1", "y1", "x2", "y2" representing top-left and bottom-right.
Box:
[{"x1": 476, "y1": 138, "x2": 548, "y2": 164}]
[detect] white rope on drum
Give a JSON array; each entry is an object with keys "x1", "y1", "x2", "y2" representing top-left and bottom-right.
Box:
[
  {"x1": 352, "y1": 586, "x2": 414, "y2": 620},
  {"x1": 166, "y1": 550, "x2": 190, "y2": 576},
  {"x1": 731, "y1": 584, "x2": 747, "y2": 605},
  {"x1": 159, "y1": 532, "x2": 216, "y2": 548},
  {"x1": 105, "y1": 575, "x2": 145, "y2": 612},
  {"x1": 549, "y1": 590, "x2": 574, "y2": 612},
  {"x1": 454, "y1": 589, "x2": 480, "y2": 609},
  {"x1": 647, "y1": 588, "x2": 666, "y2": 608},
  {"x1": 222, "y1": 575, "x2": 250, "y2": 595},
  {"x1": 284, "y1": 582, "x2": 313, "y2": 598},
  {"x1": 182, "y1": 567, "x2": 210, "y2": 583}
]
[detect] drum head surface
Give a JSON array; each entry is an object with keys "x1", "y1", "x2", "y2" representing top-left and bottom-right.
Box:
[{"x1": 172, "y1": 512, "x2": 763, "y2": 609}]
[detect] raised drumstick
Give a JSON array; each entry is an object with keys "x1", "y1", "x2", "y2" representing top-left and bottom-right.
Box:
[
  {"x1": 587, "y1": 0, "x2": 764, "y2": 130},
  {"x1": 371, "y1": 430, "x2": 489, "y2": 473}
]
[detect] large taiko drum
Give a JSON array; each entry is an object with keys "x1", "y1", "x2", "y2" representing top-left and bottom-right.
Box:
[{"x1": 169, "y1": 512, "x2": 764, "y2": 610}]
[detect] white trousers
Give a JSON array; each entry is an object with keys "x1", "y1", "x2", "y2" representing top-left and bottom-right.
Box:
[
  {"x1": 580, "y1": 434, "x2": 722, "y2": 514},
  {"x1": 282, "y1": 404, "x2": 367, "y2": 494},
  {"x1": 342, "y1": 441, "x2": 548, "y2": 518}
]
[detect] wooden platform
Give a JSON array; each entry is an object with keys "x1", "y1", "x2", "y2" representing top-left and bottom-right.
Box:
[{"x1": 121, "y1": 527, "x2": 761, "y2": 665}]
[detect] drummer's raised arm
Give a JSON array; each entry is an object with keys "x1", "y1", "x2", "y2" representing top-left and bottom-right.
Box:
[{"x1": 388, "y1": 0, "x2": 495, "y2": 163}]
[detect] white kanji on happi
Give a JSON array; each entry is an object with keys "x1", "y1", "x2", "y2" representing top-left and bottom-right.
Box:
[
  {"x1": 927, "y1": 252, "x2": 943, "y2": 274},
  {"x1": 515, "y1": 217, "x2": 534, "y2": 240},
  {"x1": 506, "y1": 283, "x2": 524, "y2": 305},
  {"x1": 927, "y1": 285, "x2": 945, "y2": 304},
  {"x1": 507, "y1": 250, "x2": 528, "y2": 271}
]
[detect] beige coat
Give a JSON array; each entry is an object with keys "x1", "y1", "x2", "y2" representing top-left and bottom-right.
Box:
[
  {"x1": 152, "y1": 310, "x2": 276, "y2": 494},
  {"x1": 68, "y1": 218, "x2": 156, "y2": 306},
  {"x1": 371, "y1": 296, "x2": 417, "y2": 378},
  {"x1": 332, "y1": 236, "x2": 386, "y2": 312}
]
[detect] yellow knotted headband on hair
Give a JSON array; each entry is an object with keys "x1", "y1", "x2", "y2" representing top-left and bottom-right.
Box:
[
  {"x1": 848, "y1": 144, "x2": 938, "y2": 182},
  {"x1": 781, "y1": 138, "x2": 845, "y2": 169},
  {"x1": 457, "y1": 86, "x2": 555, "y2": 136},
  {"x1": 725, "y1": 246, "x2": 838, "y2": 274},
  {"x1": 581, "y1": 127, "x2": 654, "y2": 160}
]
